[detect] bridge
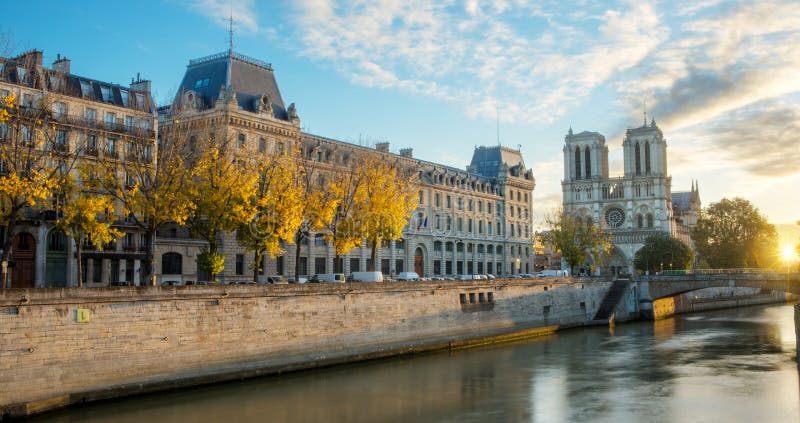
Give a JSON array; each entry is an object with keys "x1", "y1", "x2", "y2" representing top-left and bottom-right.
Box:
[{"x1": 638, "y1": 270, "x2": 800, "y2": 300}]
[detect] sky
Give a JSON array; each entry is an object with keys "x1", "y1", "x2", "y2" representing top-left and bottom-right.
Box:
[{"x1": 3, "y1": 0, "x2": 799, "y2": 234}]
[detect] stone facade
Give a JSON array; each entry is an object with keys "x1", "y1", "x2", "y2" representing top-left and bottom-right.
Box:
[
  {"x1": 0, "y1": 50, "x2": 158, "y2": 288},
  {"x1": 155, "y1": 49, "x2": 537, "y2": 284},
  {"x1": 561, "y1": 119, "x2": 700, "y2": 276}
]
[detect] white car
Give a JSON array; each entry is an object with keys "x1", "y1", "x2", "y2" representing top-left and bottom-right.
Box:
[{"x1": 396, "y1": 272, "x2": 420, "y2": 281}]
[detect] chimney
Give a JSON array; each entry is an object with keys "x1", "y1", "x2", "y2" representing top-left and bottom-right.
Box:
[
  {"x1": 399, "y1": 148, "x2": 413, "y2": 158},
  {"x1": 52, "y1": 54, "x2": 71, "y2": 74},
  {"x1": 375, "y1": 142, "x2": 390, "y2": 153},
  {"x1": 130, "y1": 72, "x2": 152, "y2": 93}
]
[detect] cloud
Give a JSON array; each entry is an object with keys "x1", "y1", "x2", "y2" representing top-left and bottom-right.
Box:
[
  {"x1": 187, "y1": 0, "x2": 259, "y2": 33},
  {"x1": 288, "y1": 0, "x2": 664, "y2": 124},
  {"x1": 673, "y1": 101, "x2": 800, "y2": 177}
]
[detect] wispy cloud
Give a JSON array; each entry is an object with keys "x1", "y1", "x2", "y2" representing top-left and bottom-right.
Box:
[
  {"x1": 187, "y1": 0, "x2": 259, "y2": 33},
  {"x1": 288, "y1": 0, "x2": 664, "y2": 124}
]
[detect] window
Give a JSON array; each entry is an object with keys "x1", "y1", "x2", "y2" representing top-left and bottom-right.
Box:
[
  {"x1": 106, "y1": 138, "x2": 117, "y2": 157},
  {"x1": 162, "y1": 252, "x2": 182, "y2": 275},
  {"x1": 395, "y1": 259, "x2": 404, "y2": 273},
  {"x1": 259, "y1": 137, "x2": 266, "y2": 152},
  {"x1": 86, "y1": 135, "x2": 98, "y2": 155},
  {"x1": 645, "y1": 141, "x2": 651, "y2": 174},
  {"x1": 585, "y1": 146, "x2": 591, "y2": 178},
  {"x1": 647, "y1": 213, "x2": 654, "y2": 228},
  {"x1": 314, "y1": 234, "x2": 325, "y2": 246},
  {"x1": 105, "y1": 112, "x2": 116, "y2": 129},
  {"x1": 468, "y1": 199, "x2": 473, "y2": 211},
  {"x1": 80, "y1": 80, "x2": 92, "y2": 97},
  {"x1": 315, "y1": 257, "x2": 326, "y2": 274},
  {"x1": 120, "y1": 90, "x2": 129, "y2": 107},
  {"x1": 52, "y1": 102, "x2": 66, "y2": 118},
  {"x1": 85, "y1": 108, "x2": 96, "y2": 121},
  {"x1": 54, "y1": 130, "x2": 68, "y2": 151},
  {"x1": 637, "y1": 214, "x2": 643, "y2": 228},
  {"x1": 434, "y1": 193, "x2": 441, "y2": 207},
  {"x1": 575, "y1": 147, "x2": 581, "y2": 179},
  {"x1": 237, "y1": 133, "x2": 245, "y2": 149},
  {"x1": 101, "y1": 86, "x2": 113, "y2": 102},
  {"x1": 446, "y1": 195, "x2": 452, "y2": 208},
  {"x1": 419, "y1": 190, "x2": 424, "y2": 205},
  {"x1": 635, "y1": 142, "x2": 641, "y2": 175},
  {"x1": 445, "y1": 242, "x2": 454, "y2": 252},
  {"x1": 456, "y1": 242, "x2": 464, "y2": 253},
  {"x1": 235, "y1": 254, "x2": 245, "y2": 275},
  {"x1": 434, "y1": 241, "x2": 442, "y2": 252},
  {"x1": 125, "y1": 115, "x2": 133, "y2": 130},
  {"x1": 21, "y1": 125, "x2": 32, "y2": 144},
  {"x1": 349, "y1": 258, "x2": 360, "y2": 273},
  {"x1": 194, "y1": 78, "x2": 210, "y2": 89},
  {"x1": 395, "y1": 239, "x2": 405, "y2": 250},
  {"x1": 488, "y1": 202, "x2": 493, "y2": 214}
]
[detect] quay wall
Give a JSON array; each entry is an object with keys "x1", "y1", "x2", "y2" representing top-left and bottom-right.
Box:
[
  {"x1": 652, "y1": 287, "x2": 794, "y2": 319},
  {"x1": 0, "y1": 279, "x2": 609, "y2": 418}
]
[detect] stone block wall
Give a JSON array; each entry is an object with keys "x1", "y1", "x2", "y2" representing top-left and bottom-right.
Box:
[{"x1": 0, "y1": 278, "x2": 609, "y2": 417}]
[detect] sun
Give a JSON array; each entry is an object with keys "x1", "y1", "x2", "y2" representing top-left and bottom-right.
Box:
[{"x1": 781, "y1": 246, "x2": 798, "y2": 263}]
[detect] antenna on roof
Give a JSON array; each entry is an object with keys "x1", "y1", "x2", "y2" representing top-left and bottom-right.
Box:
[{"x1": 228, "y1": 2, "x2": 235, "y2": 52}]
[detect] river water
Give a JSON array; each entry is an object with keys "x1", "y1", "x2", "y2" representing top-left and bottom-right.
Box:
[{"x1": 33, "y1": 304, "x2": 800, "y2": 423}]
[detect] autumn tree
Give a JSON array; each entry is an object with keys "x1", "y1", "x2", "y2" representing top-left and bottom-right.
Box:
[
  {"x1": 187, "y1": 139, "x2": 257, "y2": 283},
  {"x1": 0, "y1": 91, "x2": 78, "y2": 287},
  {"x1": 354, "y1": 157, "x2": 418, "y2": 272},
  {"x1": 236, "y1": 149, "x2": 304, "y2": 281},
  {"x1": 96, "y1": 117, "x2": 193, "y2": 285},
  {"x1": 541, "y1": 209, "x2": 611, "y2": 275},
  {"x1": 290, "y1": 152, "x2": 335, "y2": 279},
  {"x1": 55, "y1": 166, "x2": 121, "y2": 287},
  {"x1": 320, "y1": 162, "x2": 367, "y2": 272},
  {"x1": 691, "y1": 197, "x2": 778, "y2": 269},
  {"x1": 634, "y1": 232, "x2": 694, "y2": 274}
]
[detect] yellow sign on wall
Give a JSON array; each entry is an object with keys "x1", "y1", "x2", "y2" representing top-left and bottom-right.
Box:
[{"x1": 76, "y1": 309, "x2": 91, "y2": 323}]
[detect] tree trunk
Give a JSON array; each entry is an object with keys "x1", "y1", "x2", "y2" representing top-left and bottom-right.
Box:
[
  {"x1": 1, "y1": 218, "x2": 17, "y2": 289},
  {"x1": 75, "y1": 239, "x2": 83, "y2": 288},
  {"x1": 369, "y1": 238, "x2": 378, "y2": 272},
  {"x1": 253, "y1": 250, "x2": 261, "y2": 282},
  {"x1": 145, "y1": 227, "x2": 156, "y2": 286},
  {"x1": 293, "y1": 231, "x2": 303, "y2": 279}
]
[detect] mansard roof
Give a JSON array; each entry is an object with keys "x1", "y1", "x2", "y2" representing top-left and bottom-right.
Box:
[
  {"x1": 173, "y1": 50, "x2": 288, "y2": 120},
  {"x1": 0, "y1": 50, "x2": 156, "y2": 113},
  {"x1": 468, "y1": 145, "x2": 533, "y2": 180}
]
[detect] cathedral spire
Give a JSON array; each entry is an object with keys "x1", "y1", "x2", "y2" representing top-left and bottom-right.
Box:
[
  {"x1": 643, "y1": 99, "x2": 647, "y2": 127},
  {"x1": 228, "y1": 4, "x2": 235, "y2": 53}
]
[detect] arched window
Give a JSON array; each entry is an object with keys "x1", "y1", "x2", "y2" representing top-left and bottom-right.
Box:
[
  {"x1": 645, "y1": 141, "x2": 651, "y2": 174},
  {"x1": 635, "y1": 142, "x2": 641, "y2": 175},
  {"x1": 487, "y1": 245, "x2": 494, "y2": 254},
  {"x1": 636, "y1": 214, "x2": 643, "y2": 228},
  {"x1": 496, "y1": 245, "x2": 503, "y2": 255},
  {"x1": 433, "y1": 241, "x2": 442, "y2": 252},
  {"x1": 162, "y1": 252, "x2": 182, "y2": 275},
  {"x1": 478, "y1": 244, "x2": 485, "y2": 253},
  {"x1": 646, "y1": 213, "x2": 654, "y2": 228},
  {"x1": 574, "y1": 147, "x2": 582, "y2": 179},
  {"x1": 445, "y1": 241, "x2": 454, "y2": 252},
  {"x1": 584, "y1": 146, "x2": 591, "y2": 178}
]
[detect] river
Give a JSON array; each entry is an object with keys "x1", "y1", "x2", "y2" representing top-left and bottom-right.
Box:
[{"x1": 32, "y1": 303, "x2": 800, "y2": 423}]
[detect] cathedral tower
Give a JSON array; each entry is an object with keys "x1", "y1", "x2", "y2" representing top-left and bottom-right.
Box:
[
  {"x1": 562, "y1": 128, "x2": 609, "y2": 182},
  {"x1": 623, "y1": 118, "x2": 667, "y2": 177}
]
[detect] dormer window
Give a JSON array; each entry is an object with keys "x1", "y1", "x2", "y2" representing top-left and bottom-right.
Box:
[{"x1": 194, "y1": 78, "x2": 210, "y2": 89}]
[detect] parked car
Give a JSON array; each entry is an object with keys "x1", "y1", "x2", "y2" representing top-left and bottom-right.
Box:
[
  {"x1": 313, "y1": 273, "x2": 346, "y2": 283},
  {"x1": 287, "y1": 277, "x2": 308, "y2": 284},
  {"x1": 396, "y1": 272, "x2": 420, "y2": 281},
  {"x1": 457, "y1": 274, "x2": 475, "y2": 280},
  {"x1": 351, "y1": 271, "x2": 384, "y2": 282}
]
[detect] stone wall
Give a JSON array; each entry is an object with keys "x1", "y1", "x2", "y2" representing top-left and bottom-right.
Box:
[
  {"x1": 651, "y1": 287, "x2": 793, "y2": 319},
  {"x1": 0, "y1": 278, "x2": 609, "y2": 417}
]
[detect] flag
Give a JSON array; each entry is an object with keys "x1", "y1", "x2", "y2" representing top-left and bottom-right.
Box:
[{"x1": 417, "y1": 217, "x2": 427, "y2": 231}]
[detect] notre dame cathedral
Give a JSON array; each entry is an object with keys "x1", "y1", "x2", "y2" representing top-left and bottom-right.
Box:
[{"x1": 561, "y1": 117, "x2": 700, "y2": 276}]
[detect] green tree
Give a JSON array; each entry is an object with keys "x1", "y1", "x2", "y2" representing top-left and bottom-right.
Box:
[
  {"x1": 634, "y1": 232, "x2": 694, "y2": 273},
  {"x1": 691, "y1": 197, "x2": 778, "y2": 269},
  {"x1": 541, "y1": 209, "x2": 611, "y2": 275}
]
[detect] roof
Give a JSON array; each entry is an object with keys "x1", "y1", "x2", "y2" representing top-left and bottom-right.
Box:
[
  {"x1": 468, "y1": 145, "x2": 529, "y2": 178},
  {"x1": 0, "y1": 51, "x2": 155, "y2": 113},
  {"x1": 173, "y1": 50, "x2": 288, "y2": 120},
  {"x1": 672, "y1": 191, "x2": 695, "y2": 211}
]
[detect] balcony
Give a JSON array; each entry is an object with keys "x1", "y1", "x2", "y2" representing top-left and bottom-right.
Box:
[{"x1": 51, "y1": 142, "x2": 69, "y2": 153}]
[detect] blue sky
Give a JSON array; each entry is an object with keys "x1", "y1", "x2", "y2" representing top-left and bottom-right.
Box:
[{"x1": 3, "y1": 0, "x2": 799, "y2": 233}]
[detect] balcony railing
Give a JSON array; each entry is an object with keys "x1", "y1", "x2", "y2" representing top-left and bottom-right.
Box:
[{"x1": 12, "y1": 105, "x2": 156, "y2": 138}]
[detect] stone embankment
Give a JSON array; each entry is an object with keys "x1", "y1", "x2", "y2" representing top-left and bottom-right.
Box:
[{"x1": 0, "y1": 279, "x2": 609, "y2": 418}]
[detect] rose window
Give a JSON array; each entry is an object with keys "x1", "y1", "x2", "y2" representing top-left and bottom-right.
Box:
[{"x1": 605, "y1": 207, "x2": 625, "y2": 228}]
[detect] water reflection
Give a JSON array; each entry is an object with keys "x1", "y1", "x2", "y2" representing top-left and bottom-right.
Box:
[{"x1": 33, "y1": 304, "x2": 799, "y2": 423}]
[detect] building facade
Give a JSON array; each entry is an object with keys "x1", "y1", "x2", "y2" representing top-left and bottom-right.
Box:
[
  {"x1": 154, "y1": 49, "x2": 537, "y2": 284},
  {"x1": 0, "y1": 50, "x2": 157, "y2": 288},
  {"x1": 561, "y1": 119, "x2": 700, "y2": 276}
]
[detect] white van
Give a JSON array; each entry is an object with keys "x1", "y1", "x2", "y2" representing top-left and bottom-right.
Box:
[
  {"x1": 396, "y1": 272, "x2": 420, "y2": 281},
  {"x1": 536, "y1": 269, "x2": 570, "y2": 278},
  {"x1": 313, "y1": 273, "x2": 346, "y2": 283},
  {"x1": 457, "y1": 274, "x2": 475, "y2": 280},
  {"x1": 351, "y1": 271, "x2": 384, "y2": 282}
]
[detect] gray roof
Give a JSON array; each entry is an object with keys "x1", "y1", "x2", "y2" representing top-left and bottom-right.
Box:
[
  {"x1": 468, "y1": 145, "x2": 527, "y2": 178},
  {"x1": 173, "y1": 50, "x2": 288, "y2": 120},
  {"x1": 672, "y1": 191, "x2": 694, "y2": 211}
]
